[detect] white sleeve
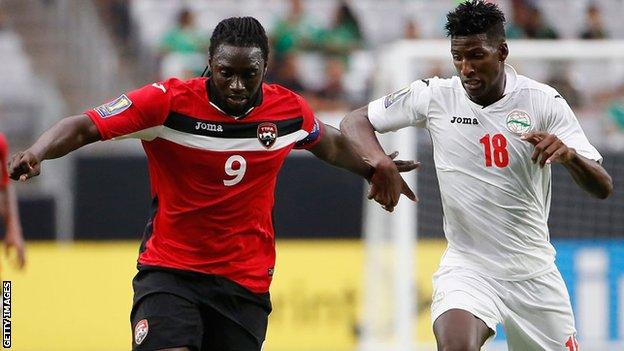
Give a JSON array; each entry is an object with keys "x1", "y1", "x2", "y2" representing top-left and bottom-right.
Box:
[
  {"x1": 546, "y1": 95, "x2": 602, "y2": 163},
  {"x1": 367, "y1": 78, "x2": 432, "y2": 133}
]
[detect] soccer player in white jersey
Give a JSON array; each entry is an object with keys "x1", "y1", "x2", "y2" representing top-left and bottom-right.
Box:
[{"x1": 341, "y1": 1, "x2": 613, "y2": 350}]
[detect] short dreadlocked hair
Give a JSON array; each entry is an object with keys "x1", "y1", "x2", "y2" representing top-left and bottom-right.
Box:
[
  {"x1": 445, "y1": 0, "x2": 506, "y2": 43},
  {"x1": 209, "y1": 17, "x2": 269, "y2": 62}
]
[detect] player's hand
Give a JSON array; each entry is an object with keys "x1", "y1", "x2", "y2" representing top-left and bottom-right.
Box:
[
  {"x1": 521, "y1": 131, "x2": 575, "y2": 168},
  {"x1": 4, "y1": 227, "x2": 25, "y2": 269},
  {"x1": 368, "y1": 155, "x2": 418, "y2": 212},
  {"x1": 388, "y1": 151, "x2": 421, "y2": 173},
  {"x1": 9, "y1": 150, "x2": 41, "y2": 181}
]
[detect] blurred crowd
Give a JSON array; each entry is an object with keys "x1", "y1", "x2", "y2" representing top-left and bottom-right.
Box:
[
  {"x1": 3, "y1": 0, "x2": 624, "y2": 147},
  {"x1": 127, "y1": 0, "x2": 624, "y2": 136},
  {"x1": 147, "y1": 1, "x2": 622, "y2": 147},
  {"x1": 145, "y1": 0, "x2": 367, "y2": 114}
]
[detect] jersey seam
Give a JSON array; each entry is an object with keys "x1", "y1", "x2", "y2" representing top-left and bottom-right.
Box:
[{"x1": 132, "y1": 80, "x2": 177, "y2": 138}]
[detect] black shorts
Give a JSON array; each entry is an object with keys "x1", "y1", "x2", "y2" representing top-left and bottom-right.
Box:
[{"x1": 130, "y1": 267, "x2": 272, "y2": 351}]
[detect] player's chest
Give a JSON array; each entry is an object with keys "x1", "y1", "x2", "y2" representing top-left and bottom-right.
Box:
[
  {"x1": 427, "y1": 98, "x2": 543, "y2": 171},
  {"x1": 149, "y1": 140, "x2": 291, "y2": 190},
  {"x1": 154, "y1": 111, "x2": 302, "y2": 184}
]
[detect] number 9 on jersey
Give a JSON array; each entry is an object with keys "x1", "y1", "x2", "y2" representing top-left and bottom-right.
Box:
[{"x1": 223, "y1": 155, "x2": 246, "y2": 186}]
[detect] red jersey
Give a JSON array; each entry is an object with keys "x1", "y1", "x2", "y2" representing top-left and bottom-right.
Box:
[
  {"x1": 0, "y1": 133, "x2": 9, "y2": 189},
  {"x1": 85, "y1": 78, "x2": 322, "y2": 293}
]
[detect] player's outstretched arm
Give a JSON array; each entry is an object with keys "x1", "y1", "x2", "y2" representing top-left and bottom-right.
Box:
[
  {"x1": 522, "y1": 131, "x2": 613, "y2": 199},
  {"x1": 9, "y1": 114, "x2": 101, "y2": 182},
  {"x1": 339, "y1": 106, "x2": 418, "y2": 212},
  {"x1": 309, "y1": 121, "x2": 418, "y2": 211}
]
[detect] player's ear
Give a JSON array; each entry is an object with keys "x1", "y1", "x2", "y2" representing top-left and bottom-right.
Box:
[{"x1": 498, "y1": 42, "x2": 509, "y2": 62}]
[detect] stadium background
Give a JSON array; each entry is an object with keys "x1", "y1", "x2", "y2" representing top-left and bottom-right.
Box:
[{"x1": 0, "y1": 0, "x2": 623, "y2": 350}]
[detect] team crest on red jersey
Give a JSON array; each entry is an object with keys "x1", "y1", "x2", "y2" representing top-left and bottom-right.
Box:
[
  {"x1": 257, "y1": 122, "x2": 278, "y2": 149},
  {"x1": 134, "y1": 319, "x2": 149, "y2": 345}
]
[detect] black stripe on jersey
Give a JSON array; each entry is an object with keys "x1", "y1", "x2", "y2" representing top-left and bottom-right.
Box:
[{"x1": 164, "y1": 112, "x2": 303, "y2": 138}]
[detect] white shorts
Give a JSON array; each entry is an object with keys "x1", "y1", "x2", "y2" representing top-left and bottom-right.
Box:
[{"x1": 431, "y1": 265, "x2": 580, "y2": 351}]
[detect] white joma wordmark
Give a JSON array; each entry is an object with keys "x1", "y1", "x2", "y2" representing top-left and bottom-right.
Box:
[{"x1": 151, "y1": 83, "x2": 166, "y2": 93}]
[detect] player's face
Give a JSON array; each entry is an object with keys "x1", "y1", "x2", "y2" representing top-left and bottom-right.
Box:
[
  {"x1": 450, "y1": 34, "x2": 508, "y2": 106},
  {"x1": 210, "y1": 44, "x2": 266, "y2": 115}
]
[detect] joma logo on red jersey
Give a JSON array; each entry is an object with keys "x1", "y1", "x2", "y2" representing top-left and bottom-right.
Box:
[{"x1": 195, "y1": 122, "x2": 224, "y2": 132}]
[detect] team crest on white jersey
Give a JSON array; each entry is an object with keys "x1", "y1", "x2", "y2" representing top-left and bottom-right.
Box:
[
  {"x1": 257, "y1": 122, "x2": 278, "y2": 149},
  {"x1": 134, "y1": 319, "x2": 149, "y2": 345},
  {"x1": 505, "y1": 110, "x2": 532, "y2": 134}
]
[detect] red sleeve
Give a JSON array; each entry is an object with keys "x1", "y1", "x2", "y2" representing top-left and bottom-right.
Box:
[
  {"x1": 84, "y1": 79, "x2": 176, "y2": 140},
  {"x1": 0, "y1": 134, "x2": 9, "y2": 189},
  {"x1": 293, "y1": 94, "x2": 323, "y2": 150}
]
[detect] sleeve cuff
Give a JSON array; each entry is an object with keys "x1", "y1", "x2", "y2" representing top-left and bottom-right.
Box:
[{"x1": 84, "y1": 110, "x2": 111, "y2": 140}]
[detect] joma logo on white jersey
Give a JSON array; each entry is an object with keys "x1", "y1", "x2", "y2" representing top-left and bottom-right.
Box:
[
  {"x1": 451, "y1": 116, "x2": 479, "y2": 125},
  {"x1": 195, "y1": 122, "x2": 224, "y2": 132}
]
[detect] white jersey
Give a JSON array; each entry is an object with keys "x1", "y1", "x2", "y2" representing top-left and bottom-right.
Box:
[{"x1": 368, "y1": 65, "x2": 602, "y2": 280}]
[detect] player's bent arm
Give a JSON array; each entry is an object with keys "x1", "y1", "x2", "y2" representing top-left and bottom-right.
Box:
[
  {"x1": 308, "y1": 122, "x2": 416, "y2": 211},
  {"x1": 9, "y1": 114, "x2": 101, "y2": 181},
  {"x1": 3, "y1": 184, "x2": 25, "y2": 268},
  {"x1": 0, "y1": 184, "x2": 25, "y2": 268},
  {"x1": 522, "y1": 131, "x2": 613, "y2": 199},
  {"x1": 339, "y1": 106, "x2": 395, "y2": 170},
  {"x1": 29, "y1": 114, "x2": 101, "y2": 160},
  {"x1": 563, "y1": 152, "x2": 613, "y2": 199},
  {"x1": 340, "y1": 106, "x2": 415, "y2": 211},
  {"x1": 5, "y1": 184, "x2": 22, "y2": 235},
  {"x1": 309, "y1": 122, "x2": 374, "y2": 180}
]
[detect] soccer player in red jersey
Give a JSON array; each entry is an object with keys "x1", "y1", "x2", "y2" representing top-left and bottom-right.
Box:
[
  {"x1": 9, "y1": 17, "x2": 416, "y2": 351},
  {"x1": 0, "y1": 133, "x2": 25, "y2": 271}
]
